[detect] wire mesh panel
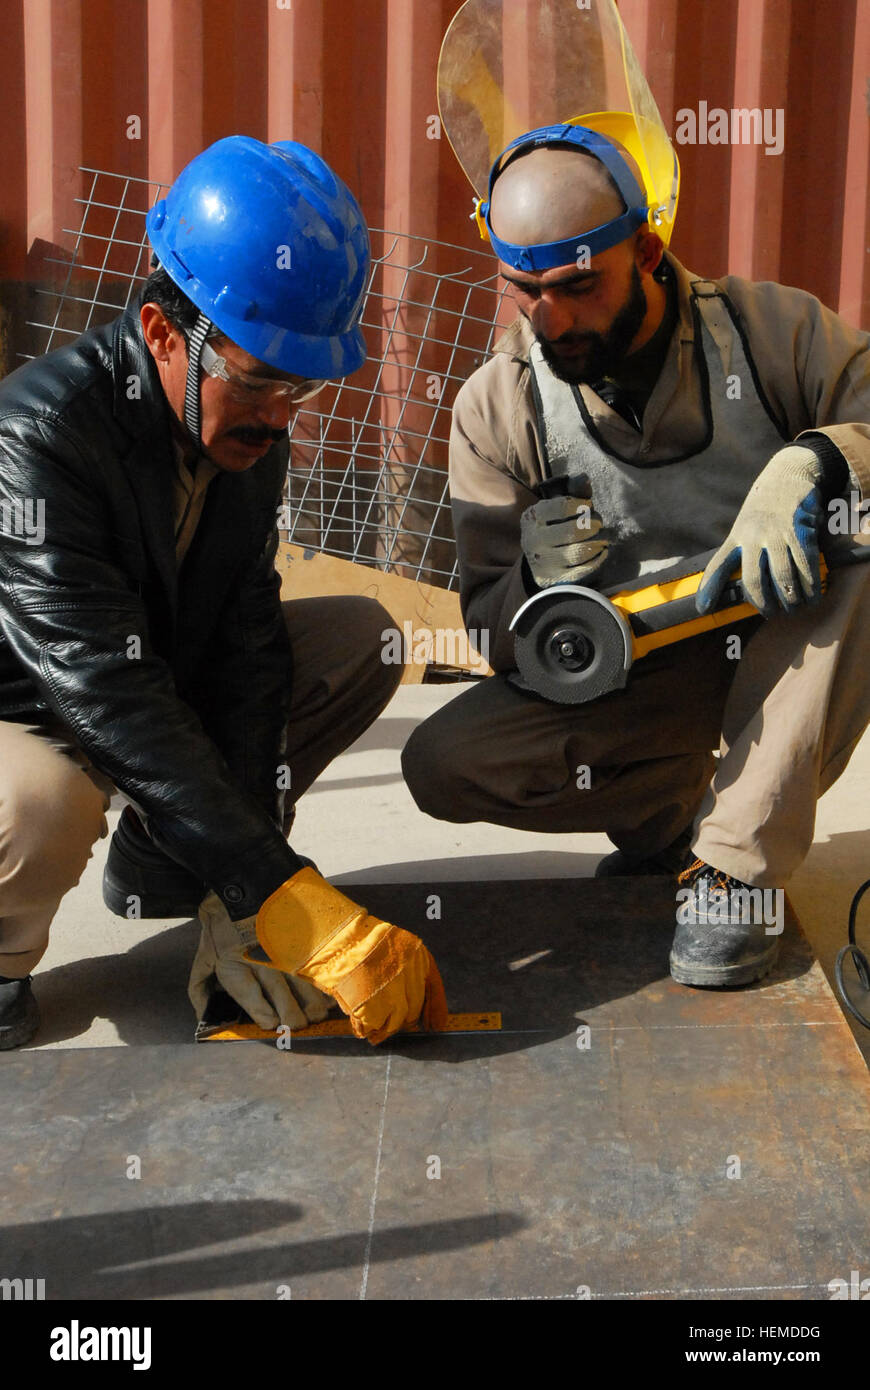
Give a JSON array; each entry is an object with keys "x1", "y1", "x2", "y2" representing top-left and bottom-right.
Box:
[{"x1": 26, "y1": 165, "x2": 513, "y2": 590}]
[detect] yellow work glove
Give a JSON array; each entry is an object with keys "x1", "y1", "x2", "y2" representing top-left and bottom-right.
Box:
[{"x1": 252, "y1": 868, "x2": 448, "y2": 1045}]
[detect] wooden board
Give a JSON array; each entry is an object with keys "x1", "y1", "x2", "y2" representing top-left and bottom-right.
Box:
[{"x1": 277, "y1": 542, "x2": 492, "y2": 683}]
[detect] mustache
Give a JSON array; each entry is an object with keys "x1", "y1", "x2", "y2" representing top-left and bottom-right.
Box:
[{"x1": 228, "y1": 426, "x2": 287, "y2": 445}]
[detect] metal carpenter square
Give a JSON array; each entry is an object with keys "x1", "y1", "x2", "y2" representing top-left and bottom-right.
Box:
[{"x1": 199, "y1": 1011, "x2": 502, "y2": 1042}]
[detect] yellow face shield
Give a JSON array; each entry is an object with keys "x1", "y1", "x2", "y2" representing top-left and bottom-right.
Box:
[{"x1": 437, "y1": 0, "x2": 680, "y2": 247}]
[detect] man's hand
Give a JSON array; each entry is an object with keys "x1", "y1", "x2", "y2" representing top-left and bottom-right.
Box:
[
  {"x1": 251, "y1": 867, "x2": 448, "y2": 1046},
  {"x1": 188, "y1": 891, "x2": 332, "y2": 1031},
  {"x1": 696, "y1": 444, "x2": 831, "y2": 619},
  {"x1": 520, "y1": 488, "x2": 609, "y2": 588}
]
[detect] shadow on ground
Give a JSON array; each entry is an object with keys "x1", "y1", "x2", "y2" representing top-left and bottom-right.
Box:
[
  {"x1": 0, "y1": 1200, "x2": 524, "y2": 1298},
  {"x1": 330, "y1": 850, "x2": 603, "y2": 882}
]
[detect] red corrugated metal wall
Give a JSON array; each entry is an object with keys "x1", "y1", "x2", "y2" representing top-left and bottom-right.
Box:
[{"x1": 0, "y1": 0, "x2": 868, "y2": 332}]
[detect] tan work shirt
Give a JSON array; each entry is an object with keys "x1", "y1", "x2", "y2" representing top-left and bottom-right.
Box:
[
  {"x1": 171, "y1": 439, "x2": 219, "y2": 568},
  {"x1": 449, "y1": 251, "x2": 870, "y2": 670}
]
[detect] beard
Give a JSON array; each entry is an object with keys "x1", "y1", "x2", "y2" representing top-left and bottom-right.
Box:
[{"x1": 536, "y1": 263, "x2": 649, "y2": 385}]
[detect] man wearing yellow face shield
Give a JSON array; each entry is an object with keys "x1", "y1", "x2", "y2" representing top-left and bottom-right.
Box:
[{"x1": 403, "y1": 1, "x2": 870, "y2": 993}]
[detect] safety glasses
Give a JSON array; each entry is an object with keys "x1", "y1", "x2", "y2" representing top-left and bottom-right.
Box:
[{"x1": 200, "y1": 341, "x2": 327, "y2": 404}]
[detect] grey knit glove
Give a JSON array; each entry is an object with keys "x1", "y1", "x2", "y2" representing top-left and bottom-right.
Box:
[
  {"x1": 520, "y1": 490, "x2": 609, "y2": 588},
  {"x1": 188, "y1": 891, "x2": 332, "y2": 1030},
  {"x1": 697, "y1": 445, "x2": 831, "y2": 619}
]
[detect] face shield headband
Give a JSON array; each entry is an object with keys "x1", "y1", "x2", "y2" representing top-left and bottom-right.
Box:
[{"x1": 475, "y1": 123, "x2": 650, "y2": 272}]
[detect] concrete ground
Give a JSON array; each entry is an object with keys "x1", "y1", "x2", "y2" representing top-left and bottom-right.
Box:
[{"x1": 29, "y1": 681, "x2": 870, "y2": 1065}]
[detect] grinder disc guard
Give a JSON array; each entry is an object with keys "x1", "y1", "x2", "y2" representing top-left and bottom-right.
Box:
[{"x1": 512, "y1": 587, "x2": 632, "y2": 704}]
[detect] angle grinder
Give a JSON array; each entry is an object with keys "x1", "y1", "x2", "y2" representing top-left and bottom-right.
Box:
[{"x1": 510, "y1": 478, "x2": 869, "y2": 706}]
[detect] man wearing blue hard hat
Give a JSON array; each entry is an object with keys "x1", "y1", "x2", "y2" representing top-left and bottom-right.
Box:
[
  {"x1": 404, "y1": 0, "x2": 870, "y2": 991},
  {"x1": 0, "y1": 135, "x2": 447, "y2": 1049}
]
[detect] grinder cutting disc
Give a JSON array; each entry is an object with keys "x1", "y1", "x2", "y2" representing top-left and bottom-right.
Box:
[{"x1": 513, "y1": 588, "x2": 632, "y2": 705}]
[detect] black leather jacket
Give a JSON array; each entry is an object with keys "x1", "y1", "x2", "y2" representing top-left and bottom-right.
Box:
[{"x1": 0, "y1": 307, "x2": 301, "y2": 919}]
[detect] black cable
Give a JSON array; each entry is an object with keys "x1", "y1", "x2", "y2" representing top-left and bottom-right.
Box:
[{"x1": 834, "y1": 877, "x2": 870, "y2": 1028}]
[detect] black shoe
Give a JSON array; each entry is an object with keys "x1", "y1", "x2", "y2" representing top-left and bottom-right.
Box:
[
  {"x1": 0, "y1": 975, "x2": 40, "y2": 1049},
  {"x1": 103, "y1": 806, "x2": 206, "y2": 919},
  {"x1": 670, "y1": 859, "x2": 781, "y2": 987},
  {"x1": 595, "y1": 826, "x2": 694, "y2": 879}
]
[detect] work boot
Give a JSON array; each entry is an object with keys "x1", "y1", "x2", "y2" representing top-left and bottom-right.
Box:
[
  {"x1": 103, "y1": 806, "x2": 206, "y2": 919},
  {"x1": 595, "y1": 825, "x2": 694, "y2": 879},
  {"x1": 0, "y1": 975, "x2": 40, "y2": 1049},
  {"x1": 670, "y1": 859, "x2": 781, "y2": 987}
]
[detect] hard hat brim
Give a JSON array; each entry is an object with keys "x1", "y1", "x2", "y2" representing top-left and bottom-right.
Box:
[{"x1": 202, "y1": 311, "x2": 368, "y2": 381}]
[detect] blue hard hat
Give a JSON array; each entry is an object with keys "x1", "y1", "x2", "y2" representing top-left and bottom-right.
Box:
[{"x1": 146, "y1": 135, "x2": 370, "y2": 378}]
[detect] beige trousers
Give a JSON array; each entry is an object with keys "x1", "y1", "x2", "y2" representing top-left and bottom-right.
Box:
[
  {"x1": 0, "y1": 596, "x2": 401, "y2": 977},
  {"x1": 402, "y1": 563, "x2": 870, "y2": 889}
]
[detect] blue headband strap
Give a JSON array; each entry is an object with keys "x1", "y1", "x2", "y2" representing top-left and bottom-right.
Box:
[
  {"x1": 479, "y1": 123, "x2": 650, "y2": 272},
  {"x1": 486, "y1": 207, "x2": 648, "y2": 272}
]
